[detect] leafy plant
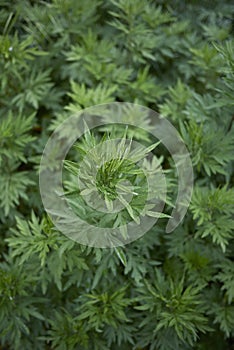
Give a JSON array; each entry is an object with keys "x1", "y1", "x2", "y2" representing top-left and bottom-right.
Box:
[{"x1": 0, "y1": 0, "x2": 234, "y2": 349}]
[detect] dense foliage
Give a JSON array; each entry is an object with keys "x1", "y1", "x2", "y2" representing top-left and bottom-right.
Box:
[{"x1": 0, "y1": 0, "x2": 234, "y2": 349}]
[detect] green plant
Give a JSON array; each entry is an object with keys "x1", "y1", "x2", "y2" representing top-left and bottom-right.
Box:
[{"x1": 0, "y1": 0, "x2": 234, "y2": 349}]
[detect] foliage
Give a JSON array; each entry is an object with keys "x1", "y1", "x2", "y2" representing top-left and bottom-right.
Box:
[{"x1": 0, "y1": 0, "x2": 234, "y2": 349}]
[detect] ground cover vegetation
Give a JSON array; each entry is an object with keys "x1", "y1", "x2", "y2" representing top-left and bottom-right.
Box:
[{"x1": 0, "y1": 0, "x2": 234, "y2": 349}]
